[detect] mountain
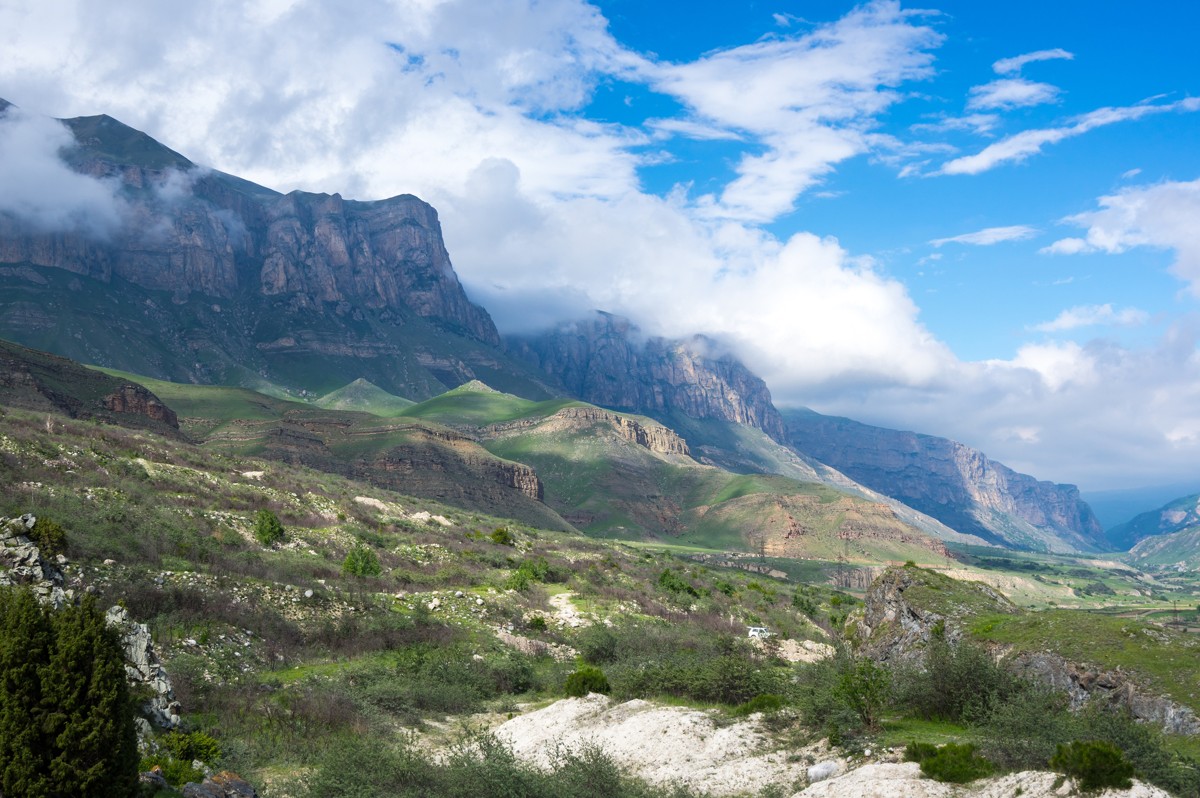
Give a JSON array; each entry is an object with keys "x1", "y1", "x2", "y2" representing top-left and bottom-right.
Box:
[
  {"x1": 1110, "y1": 492, "x2": 1200, "y2": 553},
  {"x1": 0, "y1": 103, "x2": 551, "y2": 401},
  {"x1": 508, "y1": 312, "x2": 786, "y2": 442},
  {"x1": 0, "y1": 338, "x2": 179, "y2": 435},
  {"x1": 783, "y1": 408, "x2": 1107, "y2": 553}
]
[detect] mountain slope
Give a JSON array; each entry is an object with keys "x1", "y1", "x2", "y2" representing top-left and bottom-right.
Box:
[
  {"x1": 783, "y1": 408, "x2": 1106, "y2": 553},
  {"x1": 1108, "y1": 492, "x2": 1200, "y2": 551},
  {"x1": 0, "y1": 103, "x2": 553, "y2": 401}
]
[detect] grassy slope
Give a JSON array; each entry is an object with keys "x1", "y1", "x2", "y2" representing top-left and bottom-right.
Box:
[{"x1": 314, "y1": 378, "x2": 415, "y2": 416}]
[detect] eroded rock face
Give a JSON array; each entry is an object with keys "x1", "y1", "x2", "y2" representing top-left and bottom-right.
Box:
[
  {"x1": 485, "y1": 405, "x2": 691, "y2": 457},
  {"x1": 104, "y1": 383, "x2": 180, "y2": 428},
  {"x1": 510, "y1": 313, "x2": 786, "y2": 442},
  {"x1": 785, "y1": 409, "x2": 1106, "y2": 552},
  {"x1": 106, "y1": 605, "x2": 182, "y2": 729},
  {"x1": 1009, "y1": 651, "x2": 1200, "y2": 735},
  {"x1": 0, "y1": 513, "x2": 70, "y2": 608}
]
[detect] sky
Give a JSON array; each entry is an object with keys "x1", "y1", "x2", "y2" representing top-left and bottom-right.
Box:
[{"x1": 1, "y1": 0, "x2": 1200, "y2": 492}]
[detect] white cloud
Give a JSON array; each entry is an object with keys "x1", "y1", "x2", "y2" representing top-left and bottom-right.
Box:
[
  {"x1": 966, "y1": 78, "x2": 1060, "y2": 110},
  {"x1": 0, "y1": 107, "x2": 125, "y2": 236},
  {"x1": 930, "y1": 225, "x2": 1037, "y2": 247},
  {"x1": 647, "y1": 0, "x2": 943, "y2": 220},
  {"x1": 992, "y1": 48, "x2": 1074, "y2": 76},
  {"x1": 1121, "y1": 167, "x2": 1143, "y2": 180},
  {"x1": 940, "y1": 97, "x2": 1200, "y2": 175},
  {"x1": 1044, "y1": 178, "x2": 1200, "y2": 294},
  {"x1": 910, "y1": 112, "x2": 1000, "y2": 135},
  {"x1": 1030, "y1": 304, "x2": 1149, "y2": 332}
]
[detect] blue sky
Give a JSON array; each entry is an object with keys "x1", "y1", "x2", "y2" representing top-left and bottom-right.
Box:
[{"x1": 2, "y1": 0, "x2": 1200, "y2": 490}]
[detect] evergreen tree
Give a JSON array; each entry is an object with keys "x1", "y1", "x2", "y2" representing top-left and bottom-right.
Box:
[
  {"x1": 0, "y1": 587, "x2": 55, "y2": 797},
  {"x1": 43, "y1": 596, "x2": 139, "y2": 797},
  {"x1": 0, "y1": 588, "x2": 138, "y2": 798}
]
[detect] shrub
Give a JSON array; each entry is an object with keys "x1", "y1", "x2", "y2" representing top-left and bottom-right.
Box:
[
  {"x1": 253, "y1": 509, "x2": 285, "y2": 545},
  {"x1": 160, "y1": 729, "x2": 222, "y2": 764},
  {"x1": 834, "y1": 658, "x2": 891, "y2": 731},
  {"x1": 343, "y1": 544, "x2": 382, "y2": 578},
  {"x1": 657, "y1": 569, "x2": 699, "y2": 599},
  {"x1": 139, "y1": 754, "x2": 204, "y2": 787},
  {"x1": 31, "y1": 516, "x2": 68, "y2": 558},
  {"x1": 733, "y1": 694, "x2": 784, "y2": 716},
  {"x1": 565, "y1": 665, "x2": 611, "y2": 697},
  {"x1": 490, "y1": 528, "x2": 514, "y2": 546},
  {"x1": 914, "y1": 743, "x2": 994, "y2": 783},
  {"x1": 1050, "y1": 740, "x2": 1134, "y2": 792}
]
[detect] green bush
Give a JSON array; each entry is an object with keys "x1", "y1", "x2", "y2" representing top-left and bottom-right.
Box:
[
  {"x1": 912, "y1": 743, "x2": 994, "y2": 783},
  {"x1": 490, "y1": 528, "x2": 514, "y2": 546},
  {"x1": 253, "y1": 508, "x2": 285, "y2": 545},
  {"x1": 1050, "y1": 740, "x2": 1134, "y2": 792},
  {"x1": 657, "y1": 569, "x2": 699, "y2": 599},
  {"x1": 565, "y1": 665, "x2": 611, "y2": 697},
  {"x1": 833, "y1": 658, "x2": 891, "y2": 731},
  {"x1": 342, "y1": 544, "x2": 382, "y2": 577},
  {"x1": 733, "y1": 694, "x2": 784, "y2": 716},
  {"x1": 31, "y1": 516, "x2": 68, "y2": 558},
  {"x1": 160, "y1": 729, "x2": 222, "y2": 764},
  {"x1": 139, "y1": 754, "x2": 204, "y2": 788}
]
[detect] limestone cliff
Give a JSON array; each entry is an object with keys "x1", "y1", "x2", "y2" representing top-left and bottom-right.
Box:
[
  {"x1": 509, "y1": 312, "x2": 786, "y2": 442},
  {"x1": 0, "y1": 106, "x2": 544, "y2": 400},
  {"x1": 784, "y1": 408, "x2": 1106, "y2": 552}
]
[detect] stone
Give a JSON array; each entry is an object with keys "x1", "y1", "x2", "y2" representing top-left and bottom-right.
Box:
[
  {"x1": 182, "y1": 771, "x2": 259, "y2": 798},
  {"x1": 106, "y1": 605, "x2": 181, "y2": 728}
]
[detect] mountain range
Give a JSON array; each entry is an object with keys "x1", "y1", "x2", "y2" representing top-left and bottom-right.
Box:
[{"x1": 0, "y1": 101, "x2": 1125, "y2": 556}]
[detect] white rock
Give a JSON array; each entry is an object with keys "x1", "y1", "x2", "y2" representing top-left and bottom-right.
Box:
[{"x1": 807, "y1": 761, "x2": 842, "y2": 783}]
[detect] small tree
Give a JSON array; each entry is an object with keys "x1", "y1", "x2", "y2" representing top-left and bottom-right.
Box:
[
  {"x1": 834, "y1": 658, "x2": 891, "y2": 731},
  {"x1": 564, "y1": 665, "x2": 610, "y2": 697},
  {"x1": 254, "y1": 508, "x2": 285, "y2": 545},
  {"x1": 342, "y1": 544, "x2": 382, "y2": 578}
]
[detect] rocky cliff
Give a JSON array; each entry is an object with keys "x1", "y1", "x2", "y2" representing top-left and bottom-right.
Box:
[
  {"x1": 0, "y1": 105, "x2": 551, "y2": 400},
  {"x1": 484, "y1": 405, "x2": 691, "y2": 457},
  {"x1": 509, "y1": 312, "x2": 786, "y2": 442},
  {"x1": 784, "y1": 409, "x2": 1106, "y2": 552}
]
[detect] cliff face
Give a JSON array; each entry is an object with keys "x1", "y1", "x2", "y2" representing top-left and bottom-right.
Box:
[
  {"x1": 784, "y1": 409, "x2": 1106, "y2": 552},
  {"x1": 0, "y1": 109, "x2": 519, "y2": 399},
  {"x1": 509, "y1": 313, "x2": 786, "y2": 442}
]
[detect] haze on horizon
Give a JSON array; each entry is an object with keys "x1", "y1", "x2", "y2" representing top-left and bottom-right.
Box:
[{"x1": 1, "y1": 0, "x2": 1199, "y2": 493}]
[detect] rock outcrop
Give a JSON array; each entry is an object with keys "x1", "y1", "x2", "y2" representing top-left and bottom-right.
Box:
[
  {"x1": 510, "y1": 312, "x2": 786, "y2": 442},
  {"x1": 1008, "y1": 651, "x2": 1200, "y2": 735},
  {"x1": 181, "y1": 771, "x2": 259, "y2": 798},
  {"x1": 106, "y1": 605, "x2": 182, "y2": 729},
  {"x1": 104, "y1": 383, "x2": 179, "y2": 427},
  {"x1": 0, "y1": 513, "x2": 71, "y2": 607},
  {"x1": 485, "y1": 405, "x2": 691, "y2": 457},
  {"x1": 784, "y1": 409, "x2": 1106, "y2": 552}
]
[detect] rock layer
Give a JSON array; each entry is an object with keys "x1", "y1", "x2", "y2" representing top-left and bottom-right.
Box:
[
  {"x1": 785, "y1": 409, "x2": 1105, "y2": 552},
  {"x1": 510, "y1": 313, "x2": 786, "y2": 442}
]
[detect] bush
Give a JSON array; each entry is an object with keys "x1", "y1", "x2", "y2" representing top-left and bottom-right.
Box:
[
  {"x1": 833, "y1": 658, "x2": 891, "y2": 731},
  {"x1": 894, "y1": 631, "x2": 1018, "y2": 723},
  {"x1": 343, "y1": 544, "x2": 382, "y2": 577},
  {"x1": 1051, "y1": 740, "x2": 1134, "y2": 792},
  {"x1": 490, "y1": 528, "x2": 514, "y2": 546},
  {"x1": 31, "y1": 516, "x2": 68, "y2": 558},
  {"x1": 253, "y1": 509, "x2": 285, "y2": 545},
  {"x1": 913, "y1": 743, "x2": 994, "y2": 783},
  {"x1": 565, "y1": 665, "x2": 611, "y2": 697},
  {"x1": 657, "y1": 569, "x2": 699, "y2": 599},
  {"x1": 139, "y1": 754, "x2": 204, "y2": 788},
  {"x1": 976, "y1": 682, "x2": 1076, "y2": 770},
  {"x1": 733, "y1": 694, "x2": 784, "y2": 716},
  {"x1": 160, "y1": 729, "x2": 222, "y2": 764}
]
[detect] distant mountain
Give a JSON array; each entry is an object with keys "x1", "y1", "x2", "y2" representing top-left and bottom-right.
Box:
[
  {"x1": 783, "y1": 408, "x2": 1107, "y2": 553},
  {"x1": 0, "y1": 102, "x2": 552, "y2": 401},
  {"x1": 314, "y1": 378, "x2": 415, "y2": 416},
  {"x1": 509, "y1": 311, "x2": 787, "y2": 441},
  {"x1": 1109, "y1": 492, "x2": 1200, "y2": 552},
  {"x1": 1083, "y1": 483, "x2": 1200, "y2": 533}
]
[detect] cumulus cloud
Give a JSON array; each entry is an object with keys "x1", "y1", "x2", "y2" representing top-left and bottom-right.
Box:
[
  {"x1": 646, "y1": 0, "x2": 943, "y2": 220},
  {"x1": 966, "y1": 78, "x2": 1060, "y2": 110},
  {"x1": 992, "y1": 48, "x2": 1074, "y2": 75},
  {"x1": 929, "y1": 225, "x2": 1037, "y2": 247},
  {"x1": 1029, "y1": 304, "x2": 1149, "y2": 332},
  {"x1": 940, "y1": 97, "x2": 1200, "y2": 175},
  {"x1": 0, "y1": 107, "x2": 126, "y2": 236},
  {"x1": 1042, "y1": 178, "x2": 1200, "y2": 293}
]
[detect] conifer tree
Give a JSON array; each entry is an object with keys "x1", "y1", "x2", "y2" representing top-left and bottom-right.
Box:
[
  {"x1": 43, "y1": 596, "x2": 139, "y2": 797},
  {"x1": 0, "y1": 587, "x2": 54, "y2": 797},
  {"x1": 0, "y1": 588, "x2": 139, "y2": 797}
]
